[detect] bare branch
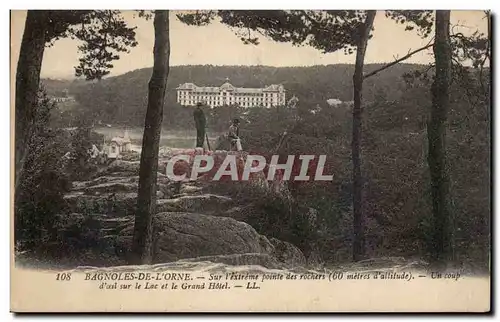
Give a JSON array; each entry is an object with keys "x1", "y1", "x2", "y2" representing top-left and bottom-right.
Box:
[{"x1": 364, "y1": 42, "x2": 434, "y2": 79}]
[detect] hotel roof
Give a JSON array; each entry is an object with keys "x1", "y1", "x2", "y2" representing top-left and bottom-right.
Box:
[{"x1": 176, "y1": 82, "x2": 285, "y2": 93}]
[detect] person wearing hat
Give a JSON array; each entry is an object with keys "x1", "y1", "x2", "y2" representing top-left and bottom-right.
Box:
[
  {"x1": 228, "y1": 118, "x2": 241, "y2": 151},
  {"x1": 193, "y1": 102, "x2": 207, "y2": 148}
]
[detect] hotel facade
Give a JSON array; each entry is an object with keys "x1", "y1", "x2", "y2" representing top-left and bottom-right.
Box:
[{"x1": 176, "y1": 81, "x2": 286, "y2": 108}]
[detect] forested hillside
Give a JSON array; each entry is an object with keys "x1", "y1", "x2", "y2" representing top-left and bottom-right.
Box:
[{"x1": 41, "y1": 63, "x2": 425, "y2": 129}]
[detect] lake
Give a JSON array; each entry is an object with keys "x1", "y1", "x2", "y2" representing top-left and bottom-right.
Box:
[{"x1": 94, "y1": 127, "x2": 222, "y2": 152}]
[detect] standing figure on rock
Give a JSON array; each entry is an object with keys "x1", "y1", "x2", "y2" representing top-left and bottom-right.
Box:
[
  {"x1": 228, "y1": 118, "x2": 242, "y2": 151},
  {"x1": 193, "y1": 102, "x2": 207, "y2": 149}
]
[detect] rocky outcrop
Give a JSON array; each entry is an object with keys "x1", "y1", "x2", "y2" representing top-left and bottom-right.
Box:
[
  {"x1": 67, "y1": 169, "x2": 176, "y2": 215},
  {"x1": 52, "y1": 147, "x2": 309, "y2": 270}
]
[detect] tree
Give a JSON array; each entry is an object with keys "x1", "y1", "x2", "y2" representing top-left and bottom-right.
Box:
[
  {"x1": 351, "y1": 10, "x2": 376, "y2": 260},
  {"x1": 177, "y1": 10, "x2": 434, "y2": 260},
  {"x1": 428, "y1": 10, "x2": 452, "y2": 264},
  {"x1": 14, "y1": 10, "x2": 138, "y2": 191},
  {"x1": 400, "y1": 11, "x2": 490, "y2": 264},
  {"x1": 130, "y1": 10, "x2": 170, "y2": 264},
  {"x1": 15, "y1": 11, "x2": 50, "y2": 192}
]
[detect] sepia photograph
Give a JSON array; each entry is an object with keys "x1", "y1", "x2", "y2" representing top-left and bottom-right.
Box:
[{"x1": 10, "y1": 8, "x2": 491, "y2": 312}]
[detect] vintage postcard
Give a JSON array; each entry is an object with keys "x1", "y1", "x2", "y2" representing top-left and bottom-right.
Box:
[{"x1": 10, "y1": 9, "x2": 491, "y2": 312}]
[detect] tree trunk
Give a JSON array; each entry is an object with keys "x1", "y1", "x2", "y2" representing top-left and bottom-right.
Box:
[
  {"x1": 428, "y1": 10, "x2": 452, "y2": 265},
  {"x1": 130, "y1": 10, "x2": 170, "y2": 264},
  {"x1": 14, "y1": 10, "x2": 49, "y2": 191},
  {"x1": 352, "y1": 10, "x2": 376, "y2": 261}
]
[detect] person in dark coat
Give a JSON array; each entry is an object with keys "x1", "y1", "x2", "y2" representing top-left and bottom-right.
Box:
[
  {"x1": 193, "y1": 102, "x2": 207, "y2": 148},
  {"x1": 228, "y1": 118, "x2": 241, "y2": 151}
]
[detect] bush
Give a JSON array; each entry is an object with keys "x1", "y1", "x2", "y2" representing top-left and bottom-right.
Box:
[
  {"x1": 15, "y1": 89, "x2": 71, "y2": 250},
  {"x1": 66, "y1": 127, "x2": 99, "y2": 181}
]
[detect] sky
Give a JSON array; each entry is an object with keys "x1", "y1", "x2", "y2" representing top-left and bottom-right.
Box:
[{"x1": 10, "y1": 10, "x2": 488, "y2": 79}]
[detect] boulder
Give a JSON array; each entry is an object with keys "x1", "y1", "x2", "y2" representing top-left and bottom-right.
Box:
[{"x1": 117, "y1": 212, "x2": 274, "y2": 263}]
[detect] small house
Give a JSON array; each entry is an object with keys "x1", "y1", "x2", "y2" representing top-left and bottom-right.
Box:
[{"x1": 107, "y1": 130, "x2": 132, "y2": 159}]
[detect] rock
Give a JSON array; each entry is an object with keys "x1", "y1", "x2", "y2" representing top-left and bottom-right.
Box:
[
  {"x1": 63, "y1": 192, "x2": 137, "y2": 216},
  {"x1": 156, "y1": 199, "x2": 183, "y2": 213},
  {"x1": 119, "y1": 151, "x2": 141, "y2": 162},
  {"x1": 55, "y1": 213, "x2": 132, "y2": 235},
  {"x1": 155, "y1": 194, "x2": 234, "y2": 214},
  {"x1": 180, "y1": 253, "x2": 284, "y2": 269},
  {"x1": 100, "y1": 160, "x2": 140, "y2": 176},
  {"x1": 269, "y1": 237, "x2": 307, "y2": 268},
  {"x1": 72, "y1": 176, "x2": 131, "y2": 190},
  {"x1": 83, "y1": 182, "x2": 137, "y2": 195},
  {"x1": 179, "y1": 184, "x2": 203, "y2": 195},
  {"x1": 102, "y1": 171, "x2": 139, "y2": 178},
  {"x1": 99, "y1": 216, "x2": 133, "y2": 232},
  {"x1": 117, "y1": 212, "x2": 274, "y2": 263}
]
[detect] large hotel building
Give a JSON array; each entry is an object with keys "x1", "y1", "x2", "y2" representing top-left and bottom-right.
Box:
[{"x1": 176, "y1": 81, "x2": 286, "y2": 108}]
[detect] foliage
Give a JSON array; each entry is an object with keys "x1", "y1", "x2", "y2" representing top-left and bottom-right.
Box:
[
  {"x1": 66, "y1": 127, "x2": 99, "y2": 181},
  {"x1": 15, "y1": 90, "x2": 72, "y2": 249},
  {"x1": 212, "y1": 68, "x2": 489, "y2": 266},
  {"x1": 43, "y1": 10, "x2": 138, "y2": 80},
  {"x1": 15, "y1": 88, "x2": 107, "y2": 250},
  {"x1": 177, "y1": 10, "x2": 434, "y2": 53}
]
